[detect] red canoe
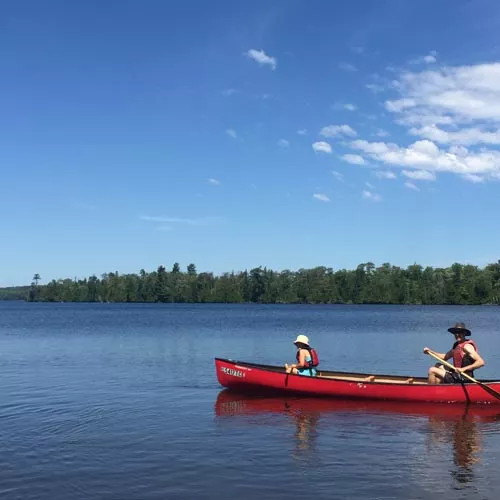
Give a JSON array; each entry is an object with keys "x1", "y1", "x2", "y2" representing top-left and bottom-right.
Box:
[{"x1": 215, "y1": 357, "x2": 500, "y2": 405}]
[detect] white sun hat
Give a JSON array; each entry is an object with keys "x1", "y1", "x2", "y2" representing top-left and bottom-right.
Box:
[{"x1": 293, "y1": 334, "x2": 310, "y2": 346}]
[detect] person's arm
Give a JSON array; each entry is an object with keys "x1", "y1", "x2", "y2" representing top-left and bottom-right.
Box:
[
  {"x1": 455, "y1": 345, "x2": 485, "y2": 373},
  {"x1": 443, "y1": 349, "x2": 454, "y2": 361},
  {"x1": 287, "y1": 350, "x2": 303, "y2": 370},
  {"x1": 423, "y1": 347, "x2": 452, "y2": 360},
  {"x1": 289, "y1": 349, "x2": 308, "y2": 369},
  {"x1": 297, "y1": 349, "x2": 308, "y2": 368}
]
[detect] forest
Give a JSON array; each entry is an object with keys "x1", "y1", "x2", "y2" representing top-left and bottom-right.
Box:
[{"x1": 1, "y1": 260, "x2": 500, "y2": 305}]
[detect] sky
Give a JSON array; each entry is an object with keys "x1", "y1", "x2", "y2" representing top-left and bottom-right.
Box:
[{"x1": 2, "y1": 0, "x2": 500, "y2": 286}]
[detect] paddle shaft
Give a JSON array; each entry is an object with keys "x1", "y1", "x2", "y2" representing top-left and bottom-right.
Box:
[
  {"x1": 426, "y1": 350, "x2": 477, "y2": 383},
  {"x1": 426, "y1": 349, "x2": 500, "y2": 401}
]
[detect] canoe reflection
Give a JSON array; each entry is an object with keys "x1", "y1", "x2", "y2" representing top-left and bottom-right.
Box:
[{"x1": 215, "y1": 389, "x2": 500, "y2": 475}]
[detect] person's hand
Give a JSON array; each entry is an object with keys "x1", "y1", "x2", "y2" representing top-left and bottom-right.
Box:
[
  {"x1": 454, "y1": 367, "x2": 466, "y2": 373},
  {"x1": 423, "y1": 347, "x2": 430, "y2": 354}
]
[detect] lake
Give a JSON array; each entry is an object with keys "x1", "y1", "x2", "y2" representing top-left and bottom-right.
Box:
[{"x1": 0, "y1": 302, "x2": 499, "y2": 499}]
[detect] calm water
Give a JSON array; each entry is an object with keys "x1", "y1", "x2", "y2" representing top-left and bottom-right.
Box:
[{"x1": 0, "y1": 302, "x2": 500, "y2": 500}]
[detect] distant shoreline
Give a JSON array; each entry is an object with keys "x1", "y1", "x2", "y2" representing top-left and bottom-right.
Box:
[
  {"x1": 1, "y1": 300, "x2": 498, "y2": 307},
  {"x1": 2, "y1": 259, "x2": 500, "y2": 306}
]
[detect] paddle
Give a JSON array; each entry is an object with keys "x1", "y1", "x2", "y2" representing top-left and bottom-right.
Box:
[{"x1": 426, "y1": 349, "x2": 500, "y2": 402}]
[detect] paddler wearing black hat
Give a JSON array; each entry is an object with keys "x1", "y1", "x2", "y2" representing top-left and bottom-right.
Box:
[{"x1": 423, "y1": 322, "x2": 485, "y2": 384}]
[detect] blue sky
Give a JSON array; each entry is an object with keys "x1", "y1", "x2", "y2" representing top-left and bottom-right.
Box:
[{"x1": 2, "y1": 0, "x2": 500, "y2": 286}]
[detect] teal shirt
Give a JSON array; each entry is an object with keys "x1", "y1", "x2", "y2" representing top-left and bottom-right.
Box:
[{"x1": 297, "y1": 354, "x2": 317, "y2": 377}]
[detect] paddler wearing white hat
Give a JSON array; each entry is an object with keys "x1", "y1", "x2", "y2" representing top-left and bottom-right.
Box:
[{"x1": 285, "y1": 334, "x2": 319, "y2": 376}]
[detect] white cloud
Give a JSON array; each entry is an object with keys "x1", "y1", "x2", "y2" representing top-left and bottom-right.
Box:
[
  {"x1": 410, "y1": 124, "x2": 500, "y2": 145},
  {"x1": 410, "y1": 51, "x2": 438, "y2": 65},
  {"x1": 221, "y1": 88, "x2": 238, "y2": 96},
  {"x1": 351, "y1": 46, "x2": 365, "y2": 54},
  {"x1": 140, "y1": 216, "x2": 224, "y2": 226},
  {"x1": 349, "y1": 138, "x2": 500, "y2": 179},
  {"x1": 365, "y1": 182, "x2": 375, "y2": 190},
  {"x1": 462, "y1": 173, "x2": 485, "y2": 183},
  {"x1": 226, "y1": 129, "x2": 238, "y2": 139},
  {"x1": 385, "y1": 98, "x2": 417, "y2": 113},
  {"x1": 342, "y1": 154, "x2": 366, "y2": 165},
  {"x1": 312, "y1": 141, "x2": 332, "y2": 154},
  {"x1": 366, "y1": 83, "x2": 385, "y2": 93},
  {"x1": 448, "y1": 145, "x2": 469, "y2": 156},
  {"x1": 246, "y1": 49, "x2": 276, "y2": 70},
  {"x1": 344, "y1": 103, "x2": 357, "y2": 111},
  {"x1": 277, "y1": 139, "x2": 289, "y2": 147},
  {"x1": 404, "y1": 182, "x2": 420, "y2": 191},
  {"x1": 297, "y1": 129, "x2": 308, "y2": 135},
  {"x1": 351, "y1": 140, "x2": 393, "y2": 155},
  {"x1": 313, "y1": 193, "x2": 330, "y2": 202},
  {"x1": 385, "y1": 62, "x2": 500, "y2": 125},
  {"x1": 375, "y1": 170, "x2": 397, "y2": 179},
  {"x1": 208, "y1": 178, "x2": 220, "y2": 185},
  {"x1": 362, "y1": 190, "x2": 382, "y2": 202},
  {"x1": 401, "y1": 169, "x2": 436, "y2": 181},
  {"x1": 325, "y1": 60, "x2": 500, "y2": 183},
  {"x1": 331, "y1": 170, "x2": 344, "y2": 182},
  {"x1": 376, "y1": 129, "x2": 390, "y2": 137},
  {"x1": 339, "y1": 63, "x2": 357, "y2": 72},
  {"x1": 320, "y1": 124, "x2": 357, "y2": 138}
]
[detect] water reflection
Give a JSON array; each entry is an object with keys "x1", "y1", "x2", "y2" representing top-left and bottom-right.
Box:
[
  {"x1": 215, "y1": 390, "x2": 500, "y2": 477},
  {"x1": 288, "y1": 404, "x2": 320, "y2": 461},
  {"x1": 452, "y1": 413, "x2": 480, "y2": 485},
  {"x1": 425, "y1": 406, "x2": 499, "y2": 486}
]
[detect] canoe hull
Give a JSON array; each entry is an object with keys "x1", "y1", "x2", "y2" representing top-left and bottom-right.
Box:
[{"x1": 215, "y1": 358, "x2": 500, "y2": 405}]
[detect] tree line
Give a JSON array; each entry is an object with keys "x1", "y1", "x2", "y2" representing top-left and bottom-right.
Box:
[{"x1": 1, "y1": 260, "x2": 500, "y2": 305}]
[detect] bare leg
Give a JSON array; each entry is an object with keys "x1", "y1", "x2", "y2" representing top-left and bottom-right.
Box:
[{"x1": 428, "y1": 364, "x2": 446, "y2": 384}]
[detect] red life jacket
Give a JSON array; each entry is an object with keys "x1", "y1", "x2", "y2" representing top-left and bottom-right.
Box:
[
  {"x1": 452, "y1": 339, "x2": 478, "y2": 369},
  {"x1": 296, "y1": 347, "x2": 319, "y2": 368}
]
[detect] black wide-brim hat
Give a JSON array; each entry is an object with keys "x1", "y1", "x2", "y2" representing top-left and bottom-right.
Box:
[{"x1": 447, "y1": 322, "x2": 471, "y2": 336}]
